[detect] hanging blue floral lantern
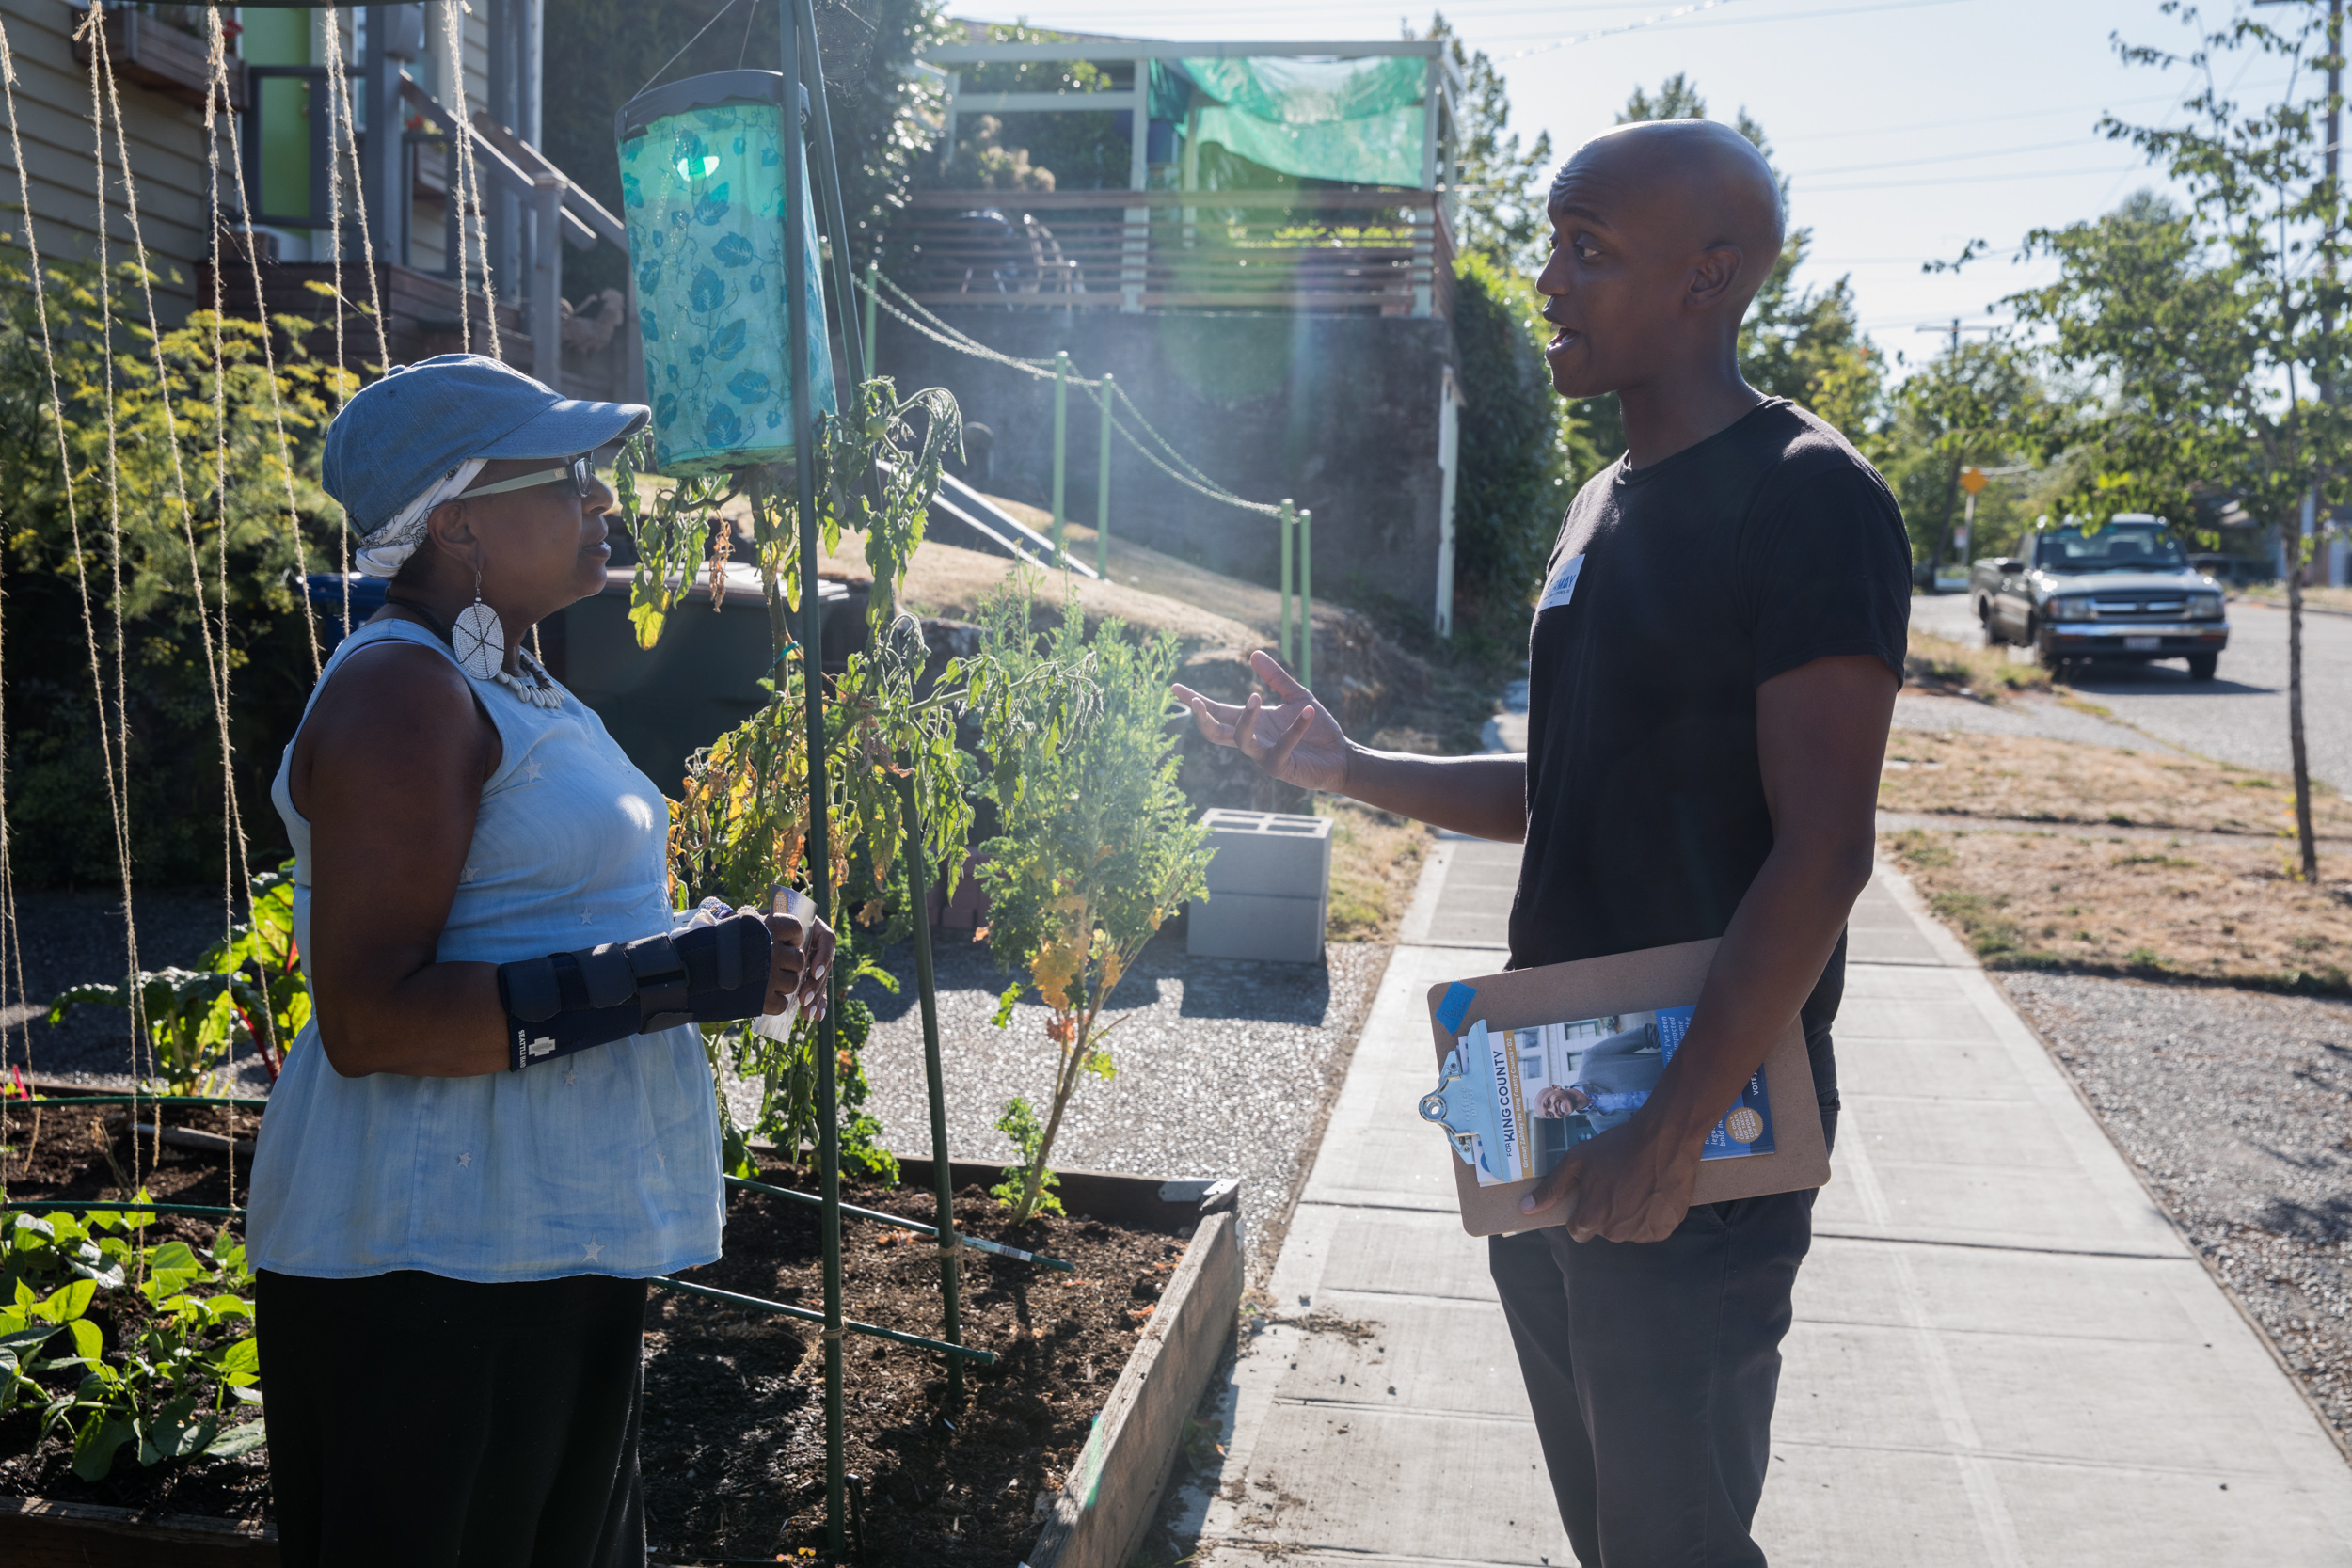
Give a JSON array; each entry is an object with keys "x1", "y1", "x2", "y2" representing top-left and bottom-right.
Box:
[{"x1": 616, "y1": 71, "x2": 837, "y2": 477}]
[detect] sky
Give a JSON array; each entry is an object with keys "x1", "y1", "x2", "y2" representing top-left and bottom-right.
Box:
[{"x1": 952, "y1": 0, "x2": 2311, "y2": 377}]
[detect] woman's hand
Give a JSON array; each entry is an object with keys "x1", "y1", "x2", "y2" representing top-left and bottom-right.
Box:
[{"x1": 755, "y1": 908, "x2": 836, "y2": 1022}]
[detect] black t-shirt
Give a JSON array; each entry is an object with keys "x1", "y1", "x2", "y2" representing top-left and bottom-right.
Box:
[{"x1": 1510, "y1": 399, "x2": 1912, "y2": 1111}]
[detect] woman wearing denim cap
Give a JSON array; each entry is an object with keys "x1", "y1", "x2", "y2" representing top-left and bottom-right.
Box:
[{"x1": 246, "y1": 354, "x2": 834, "y2": 1568}]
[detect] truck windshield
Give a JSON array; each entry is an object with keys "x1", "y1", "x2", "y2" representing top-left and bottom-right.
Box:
[{"x1": 2037, "y1": 523, "x2": 2186, "y2": 574}]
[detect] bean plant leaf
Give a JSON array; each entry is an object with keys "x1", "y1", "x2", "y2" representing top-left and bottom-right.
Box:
[
  {"x1": 205, "y1": 1418, "x2": 269, "y2": 1458},
  {"x1": 72, "y1": 1412, "x2": 136, "y2": 1481}
]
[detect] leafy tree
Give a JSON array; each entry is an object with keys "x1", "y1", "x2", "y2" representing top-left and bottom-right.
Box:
[
  {"x1": 1418, "y1": 13, "x2": 1555, "y2": 272},
  {"x1": 1877, "y1": 338, "x2": 2045, "y2": 573},
  {"x1": 2002, "y1": 6, "x2": 2350, "y2": 882},
  {"x1": 965, "y1": 588, "x2": 1214, "y2": 1224}
]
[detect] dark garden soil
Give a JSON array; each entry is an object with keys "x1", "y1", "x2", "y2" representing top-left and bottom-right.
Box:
[{"x1": 0, "y1": 1097, "x2": 1183, "y2": 1565}]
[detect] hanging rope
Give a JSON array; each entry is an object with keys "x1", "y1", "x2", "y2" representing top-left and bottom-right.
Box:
[
  {"x1": 866, "y1": 271, "x2": 1284, "y2": 519},
  {"x1": 322, "y1": 21, "x2": 391, "y2": 372},
  {"x1": 0, "y1": 20, "x2": 58, "y2": 1127},
  {"x1": 201, "y1": 13, "x2": 263, "y2": 1167},
  {"x1": 91, "y1": 6, "x2": 261, "y2": 1150},
  {"x1": 72, "y1": 4, "x2": 151, "y2": 1187},
  {"x1": 315, "y1": 15, "x2": 357, "y2": 627},
  {"x1": 206, "y1": 10, "x2": 322, "y2": 679},
  {"x1": 437, "y1": 0, "x2": 500, "y2": 359}
]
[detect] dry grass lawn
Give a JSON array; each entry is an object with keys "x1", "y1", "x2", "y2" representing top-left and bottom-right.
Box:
[
  {"x1": 1317, "y1": 798, "x2": 1433, "y2": 943},
  {"x1": 1904, "y1": 627, "x2": 2053, "y2": 697},
  {"x1": 1878, "y1": 727, "x2": 2352, "y2": 840},
  {"x1": 1883, "y1": 825, "x2": 2352, "y2": 991}
]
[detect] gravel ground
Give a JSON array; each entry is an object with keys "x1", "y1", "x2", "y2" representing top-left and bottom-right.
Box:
[
  {"x1": 1999, "y1": 973, "x2": 2352, "y2": 1452},
  {"x1": 839, "y1": 933, "x2": 1389, "y2": 1283}
]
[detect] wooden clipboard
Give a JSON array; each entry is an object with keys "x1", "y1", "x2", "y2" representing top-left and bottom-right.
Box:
[{"x1": 1425, "y1": 938, "x2": 1831, "y2": 1237}]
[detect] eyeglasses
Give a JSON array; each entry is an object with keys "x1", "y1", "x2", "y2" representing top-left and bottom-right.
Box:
[{"x1": 454, "y1": 453, "x2": 596, "y2": 501}]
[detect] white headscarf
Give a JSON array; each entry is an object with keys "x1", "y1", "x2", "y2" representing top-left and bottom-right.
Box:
[{"x1": 352, "y1": 457, "x2": 488, "y2": 578}]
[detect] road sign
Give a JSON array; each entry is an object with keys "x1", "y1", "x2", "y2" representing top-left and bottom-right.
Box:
[{"x1": 1959, "y1": 467, "x2": 1990, "y2": 495}]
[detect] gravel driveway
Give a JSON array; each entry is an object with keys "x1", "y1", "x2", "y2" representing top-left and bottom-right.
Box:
[
  {"x1": 2000, "y1": 973, "x2": 2351, "y2": 1452},
  {"x1": 849, "y1": 934, "x2": 1387, "y2": 1282}
]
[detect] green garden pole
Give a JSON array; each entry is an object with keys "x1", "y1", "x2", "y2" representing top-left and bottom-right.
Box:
[
  {"x1": 1052, "y1": 351, "x2": 1070, "y2": 565},
  {"x1": 863, "y1": 259, "x2": 880, "y2": 382},
  {"x1": 1096, "y1": 372, "x2": 1113, "y2": 578},
  {"x1": 898, "y1": 776, "x2": 967, "y2": 1405},
  {"x1": 1299, "y1": 507, "x2": 1313, "y2": 689},
  {"x1": 1279, "y1": 499, "x2": 1295, "y2": 665},
  {"x1": 778, "y1": 2, "x2": 845, "y2": 1551},
  {"x1": 797, "y1": 4, "x2": 866, "y2": 391}
]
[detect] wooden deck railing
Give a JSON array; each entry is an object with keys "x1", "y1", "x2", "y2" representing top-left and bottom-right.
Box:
[{"x1": 894, "y1": 187, "x2": 1454, "y2": 319}]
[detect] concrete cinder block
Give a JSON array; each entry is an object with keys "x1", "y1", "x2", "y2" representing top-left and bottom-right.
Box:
[
  {"x1": 1198, "y1": 809, "x2": 1332, "y2": 897},
  {"x1": 1189, "y1": 892, "x2": 1326, "y2": 963},
  {"x1": 1190, "y1": 810, "x2": 1330, "y2": 963}
]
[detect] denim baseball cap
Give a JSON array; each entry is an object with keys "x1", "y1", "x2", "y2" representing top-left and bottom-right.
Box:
[{"x1": 322, "y1": 354, "x2": 650, "y2": 534}]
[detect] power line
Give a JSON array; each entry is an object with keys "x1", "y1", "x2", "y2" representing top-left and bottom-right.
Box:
[
  {"x1": 1794, "y1": 136, "x2": 2124, "y2": 181},
  {"x1": 1497, "y1": 0, "x2": 1970, "y2": 52},
  {"x1": 1808, "y1": 162, "x2": 2146, "y2": 193}
]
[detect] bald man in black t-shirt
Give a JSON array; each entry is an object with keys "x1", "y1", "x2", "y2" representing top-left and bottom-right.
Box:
[{"x1": 1175, "y1": 118, "x2": 1908, "y2": 1566}]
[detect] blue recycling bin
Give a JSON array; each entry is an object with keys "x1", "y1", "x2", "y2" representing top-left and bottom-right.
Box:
[{"x1": 616, "y1": 70, "x2": 837, "y2": 477}]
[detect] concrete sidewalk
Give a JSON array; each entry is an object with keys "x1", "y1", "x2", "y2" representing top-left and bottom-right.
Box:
[{"x1": 1173, "y1": 845, "x2": 2352, "y2": 1566}]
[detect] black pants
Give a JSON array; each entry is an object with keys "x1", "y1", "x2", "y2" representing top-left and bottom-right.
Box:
[
  {"x1": 256, "y1": 1269, "x2": 648, "y2": 1568},
  {"x1": 1489, "y1": 1109, "x2": 1836, "y2": 1568}
]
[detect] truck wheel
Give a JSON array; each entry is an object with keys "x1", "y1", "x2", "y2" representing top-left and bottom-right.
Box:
[
  {"x1": 2186, "y1": 652, "x2": 2218, "y2": 681},
  {"x1": 2031, "y1": 618, "x2": 2064, "y2": 673}
]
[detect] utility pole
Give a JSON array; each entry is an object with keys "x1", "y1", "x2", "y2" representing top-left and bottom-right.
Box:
[{"x1": 1915, "y1": 319, "x2": 2002, "y2": 590}]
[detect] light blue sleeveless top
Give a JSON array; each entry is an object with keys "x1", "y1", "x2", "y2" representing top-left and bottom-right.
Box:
[{"x1": 246, "y1": 618, "x2": 724, "y2": 1282}]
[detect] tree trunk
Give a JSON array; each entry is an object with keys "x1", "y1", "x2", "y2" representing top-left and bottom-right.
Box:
[{"x1": 2286, "y1": 510, "x2": 2320, "y2": 882}]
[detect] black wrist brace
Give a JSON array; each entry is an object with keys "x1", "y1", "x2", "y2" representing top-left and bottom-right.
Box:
[{"x1": 496, "y1": 913, "x2": 773, "y2": 1071}]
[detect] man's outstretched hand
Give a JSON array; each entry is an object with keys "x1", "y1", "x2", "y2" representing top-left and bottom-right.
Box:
[
  {"x1": 1518, "y1": 1116, "x2": 1703, "y2": 1243},
  {"x1": 1170, "y1": 651, "x2": 1352, "y2": 795}
]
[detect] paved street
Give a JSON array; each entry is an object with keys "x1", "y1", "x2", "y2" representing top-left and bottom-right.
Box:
[{"x1": 1912, "y1": 590, "x2": 2352, "y2": 792}]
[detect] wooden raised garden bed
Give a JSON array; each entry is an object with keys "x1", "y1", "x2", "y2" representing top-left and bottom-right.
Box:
[{"x1": 0, "y1": 1095, "x2": 1240, "y2": 1567}]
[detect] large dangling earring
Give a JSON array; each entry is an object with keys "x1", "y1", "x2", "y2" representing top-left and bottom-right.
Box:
[{"x1": 452, "y1": 567, "x2": 505, "y2": 681}]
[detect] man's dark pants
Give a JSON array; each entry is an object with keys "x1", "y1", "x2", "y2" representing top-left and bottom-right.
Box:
[{"x1": 1489, "y1": 1107, "x2": 1836, "y2": 1568}]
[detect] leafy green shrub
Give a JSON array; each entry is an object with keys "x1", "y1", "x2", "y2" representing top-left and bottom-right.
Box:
[
  {"x1": 966, "y1": 586, "x2": 1215, "y2": 1223},
  {"x1": 0, "y1": 244, "x2": 346, "y2": 888}
]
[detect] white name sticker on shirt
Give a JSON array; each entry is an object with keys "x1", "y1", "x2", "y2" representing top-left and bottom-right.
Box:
[{"x1": 1538, "y1": 553, "x2": 1585, "y2": 613}]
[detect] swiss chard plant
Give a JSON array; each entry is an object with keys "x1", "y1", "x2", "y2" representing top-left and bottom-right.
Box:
[{"x1": 47, "y1": 863, "x2": 307, "y2": 1093}]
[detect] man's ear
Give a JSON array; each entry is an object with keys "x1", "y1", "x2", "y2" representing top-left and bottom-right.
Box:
[{"x1": 1686, "y1": 244, "x2": 1745, "y2": 311}]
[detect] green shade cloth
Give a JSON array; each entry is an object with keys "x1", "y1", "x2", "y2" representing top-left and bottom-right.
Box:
[{"x1": 1152, "y1": 56, "x2": 1430, "y2": 189}]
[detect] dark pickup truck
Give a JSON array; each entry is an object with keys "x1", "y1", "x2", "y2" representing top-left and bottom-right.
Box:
[{"x1": 1970, "y1": 514, "x2": 2229, "y2": 680}]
